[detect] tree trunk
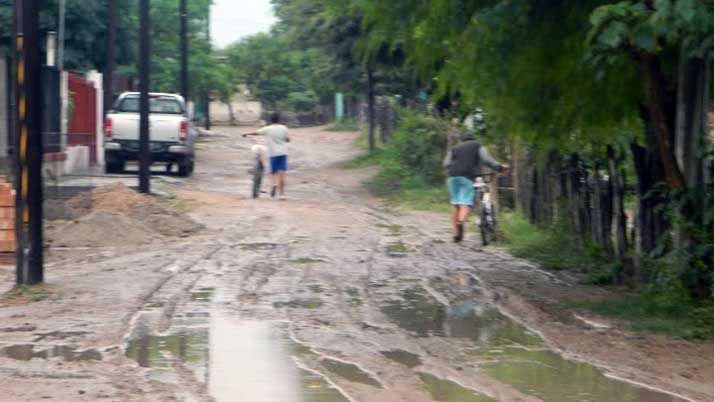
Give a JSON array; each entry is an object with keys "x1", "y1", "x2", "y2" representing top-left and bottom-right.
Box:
[
  {"x1": 675, "y1": 53, "x2": 710, "y2": 190},
  {"x1": 639, "y1": 54, "x2": 685, "y2": 189},
  {"x1": 674, "y1": 52, "x2": 712, "y2": 300},
  {"x1": 367, "y1": 66, "x2": 376, "y2": 153},
  {"x1": 512, "y1": 143, "x2": 521, "y2": 210},
  {"x1": 530, "y1": 164, "x2": 539, "y2": 224},
  {"x1": 227, "y1": 102, "x2": 237, "y2": 126},
  {"x1": 591, "y1": 163, "x2": 604, "y2": 247},
  {"x1": 607, "y1": 145, "x2": 628, "y2": 259},
  {"x1": 568, "y1": 155, "x2": 588, "y2": 241}
]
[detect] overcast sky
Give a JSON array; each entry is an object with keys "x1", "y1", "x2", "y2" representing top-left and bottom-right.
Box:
[{"x1": 211, "y1": 0, "x2": 277, "y2": 49}]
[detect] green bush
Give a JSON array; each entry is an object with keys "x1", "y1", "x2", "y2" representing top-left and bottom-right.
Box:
[
  {"x1": 344, "y1": 108, "x2": 450, "y2": 212},
  {"x1": 286, "y1": 90, "x2": 318, "y2": 112},
  {"x1": 498, "y1": 211, "x2": 608, "y2": 273},
  {"x1": 386, "y1": 110, "x2": 449, "y2": 186}
]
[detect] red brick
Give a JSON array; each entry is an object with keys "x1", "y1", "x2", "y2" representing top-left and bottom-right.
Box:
[
  {"x1": 0, "y1": 230, "x2": 15, "y2": 241},
  {"x1": 0, "y1": 207, "x2": 15, "y2": 220},
  {"x1": 0, "y1": 239, "x2": 16, "y2": 253}
]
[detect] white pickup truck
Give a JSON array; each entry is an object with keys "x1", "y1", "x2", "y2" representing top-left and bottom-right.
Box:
[{"x1": 104, "y1": 92, "x2": 196, "y2": 176}]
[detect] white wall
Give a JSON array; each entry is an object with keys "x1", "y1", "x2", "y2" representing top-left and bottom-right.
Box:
[{"x1": 209, "y1": 95, "x2": 262, "y2": 125}]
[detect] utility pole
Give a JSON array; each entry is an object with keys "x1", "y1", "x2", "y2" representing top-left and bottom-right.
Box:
[
  {"x1": 203, "y1": 5, "x2": 211, "y2": 131},
  {"x1": 57, "y1": 0, "x2": 65, "y2": 71},
  {"x1": 104, "y1": 0, "x2": 117, "y2": 116},
  {"x1": 14, "y1": 0, "x2": 44, "y2": 284},
  {"x1": 204, "y1": 93, "x2": 211, "y2": 131},
  {"x1": 179, "y1": 0, "x2": 188, "y2": 103},
  {"x1": 138, "y1": 0, "x2": 151, "y2": 194}
]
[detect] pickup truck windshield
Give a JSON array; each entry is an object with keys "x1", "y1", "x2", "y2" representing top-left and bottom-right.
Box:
[{"x1": 117, "y1": 96, "x2": 183, "y2": 114}]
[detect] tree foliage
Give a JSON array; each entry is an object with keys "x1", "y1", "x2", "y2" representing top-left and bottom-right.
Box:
[
  {"x1": 0, "y1": 0, "x2": 222, "y2": 102},
  {"x1": 223, "y1": 32, "x2": 334, "y2": 111}
]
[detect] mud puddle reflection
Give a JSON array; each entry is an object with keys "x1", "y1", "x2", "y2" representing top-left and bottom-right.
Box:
[
  {"x1": 209, "y1": 314, "x2": 350, "y2": 402},
  {"x1": 125, "y1": 331, "x2": 209, "y2": 369},
  {"x1": 1, "y1": 344, "x2": 102, "y2": 362},
  {"x1": 381, "y1": 350, "x2": 422, "y2": 368},
  {"x1": 191, "y1": 287, "x2": 215, "y2": 302},
  {"x1": 321, "y1": 358, "x2": 383, "y2": 388},
  {"x1": 419, "y1": 372, "x2": 496, "y2": 402},
  {"x1": 383, "y1": 286, "x2": 686, "y2": 402}
]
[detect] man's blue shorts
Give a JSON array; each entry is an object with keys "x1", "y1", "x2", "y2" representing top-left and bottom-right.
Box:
[
  {"x1": 270, "y1": 155, "x2": 288, "y2": 174},
  {"x1": 448, "y1": 176, "x2": 475, "y2": 206}
]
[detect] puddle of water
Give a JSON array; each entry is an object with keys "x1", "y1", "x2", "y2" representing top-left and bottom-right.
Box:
[
  {"x1": 345, "y1": 288, "x2": 363, "y2": 306},
  {"x1": 239, "y1": 242, "x2": 279, "y2": 251},
  {"x1": 480, "y1": 348, "x2": 685, "y2": 402},
  {"x1": 446, "y1": 300, "x2": 542, "y2": 348},
  {"x1": 125, "y1": 330, "x2": 209, "y2": 371},
  {"x1": 274, "y1": 298, "x2": 324, "y2": 310},
  {"x1": 1, "y1": 344, "x2": 102, "y2": 362},
  {"x1": 209, "y1": 317, "x2": 349, "y2": 402},
  {"x1": 299, "y1": 368, "x2": 352, "y2": 402},
  {"x1": 376, "y1": 223, "x2": 403, "y2": 236},
  {"x1": 418, "y1": 372, "x2": 496, "y2": 402},
  {"x1": 321, "y1": 358, "x2": 382, "y2": 388},
  {"x1": 381, "y1": 350, "x2": 422, "y2": 368},
  {"x1": 308, "y1": 284, "x2": 324, "y2": 294},
  {"x1": 291, "y1": 258, "x2": 325, "y2": 265},
  {"x1": 383, "y1": 287, "x2": 685, "y2": 402},
  {"x1": 386, "y1": 242, "x2": 410, "y2": 257},
  {"x1": 381, "y1": 287, "x2": 446, "y2": 337},
  {"x1": 347, "y1": 297, "x2": 363, "y2": 307},
  {"x1": 191, "y1": 287, "x2": 215, "y2": 302}
]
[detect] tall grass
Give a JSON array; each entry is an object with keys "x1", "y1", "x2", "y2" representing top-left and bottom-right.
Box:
[
  {"x1": 498, "y1": 212, "x2": 606, "y2": 273},
  {"x1": 326, "y1": 118, "x2": 360, "y2": 132},
  {"x1": 499, "y1": 211, "x2": 714, "y2": 340}
]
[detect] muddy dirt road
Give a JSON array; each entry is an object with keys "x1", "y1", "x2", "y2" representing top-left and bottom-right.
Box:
[{"x1": 1, "y1": 125, "x2": 712, "y2": 402}]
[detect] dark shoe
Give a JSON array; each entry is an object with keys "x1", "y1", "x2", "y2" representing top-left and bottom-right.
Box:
[
  {"x1": 270, "y1": 186, "x2": 277, "y2": 198},
  {"x1": 455, "y1": 221, "x2": 464, "y2": 243}
]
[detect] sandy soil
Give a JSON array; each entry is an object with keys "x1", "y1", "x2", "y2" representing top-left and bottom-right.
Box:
[{"x1": 0, "y1": 125, "x2": 712, "y2": 402}]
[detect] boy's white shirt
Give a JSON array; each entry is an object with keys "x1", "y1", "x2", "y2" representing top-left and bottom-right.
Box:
[{"x1": 256, "y1": 124, "x2": 289, "y2": 157}]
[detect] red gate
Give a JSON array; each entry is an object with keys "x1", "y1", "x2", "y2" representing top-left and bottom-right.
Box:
[{"x1": 68, "y1": 73, "x2": 97, "y2": 164}]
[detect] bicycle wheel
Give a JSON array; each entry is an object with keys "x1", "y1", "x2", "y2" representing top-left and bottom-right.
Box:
[
  {"x1": 480, "y1": 208, "x2": 491, "y2": 246},
  {"x1": 252, "y1": 172, "x2": 262, "y2": 199}
]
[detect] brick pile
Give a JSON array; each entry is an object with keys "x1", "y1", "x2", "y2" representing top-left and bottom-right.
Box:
[{"x1": 0, "y1": 178, "x2": 16, "y2": 255}]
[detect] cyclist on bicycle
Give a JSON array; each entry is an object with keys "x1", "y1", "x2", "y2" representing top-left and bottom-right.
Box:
[{"x1": 444, "y1": 109, "x2": 509, "y2": 243}]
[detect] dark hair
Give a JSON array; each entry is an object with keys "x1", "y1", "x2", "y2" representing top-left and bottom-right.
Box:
[{"x1": 269, "y1": 112, "x2": 280, "y2": 124}]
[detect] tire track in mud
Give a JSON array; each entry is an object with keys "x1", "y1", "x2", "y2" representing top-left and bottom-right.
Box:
[
  {"x1": 121, "y1": 242, "x2": 224, "y2": 337},
  {"x1": 343, "y1": 215, "x2": 540, "y2": 402}
]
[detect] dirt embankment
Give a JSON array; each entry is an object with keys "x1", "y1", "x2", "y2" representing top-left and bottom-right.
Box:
[{"x1": 46, "y1": 184, "x2": 204, "y2": 248}]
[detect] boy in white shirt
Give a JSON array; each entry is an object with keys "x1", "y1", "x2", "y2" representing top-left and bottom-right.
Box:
[{"x1": 243, "y1": 112, "x2": 290, "y2": 200}]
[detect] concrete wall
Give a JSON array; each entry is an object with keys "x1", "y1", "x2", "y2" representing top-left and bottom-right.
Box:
[{"x1": 209, "y1": 95, "x2": 262, "y2": 125}]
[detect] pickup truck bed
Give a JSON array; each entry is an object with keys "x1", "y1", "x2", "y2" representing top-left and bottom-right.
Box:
[{"x1": 103, "y1": 92, "x2": 196, "y2": 176}]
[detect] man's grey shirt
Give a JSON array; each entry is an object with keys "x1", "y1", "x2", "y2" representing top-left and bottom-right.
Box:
[{"x1": 444, "y1": 139, "x2": 502, "y2": 180}]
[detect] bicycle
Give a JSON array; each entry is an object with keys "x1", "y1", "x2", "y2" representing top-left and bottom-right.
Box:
[
  {"x1": 474, "y1": 174, "x2": 497, "y2": 246},
  {"x1": 250, "y1": 145, "x2": 267, "y2": 199}
]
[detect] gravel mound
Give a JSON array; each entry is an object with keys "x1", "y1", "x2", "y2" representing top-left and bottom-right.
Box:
[
  {"x1": 47, "y1": 183, "x2": 203, "y2": 247},
  {"x1": 47, "y1": 212, "x2": 157, "y2": 248}
]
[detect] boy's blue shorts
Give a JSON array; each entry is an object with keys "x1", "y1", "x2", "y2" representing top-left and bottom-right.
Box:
[
  {"x1": 448, "y1": 176, "x2": 475, "y2": 206},
  {"x1": 270, "y1": 155, "x2": 288, "y2": 174}
]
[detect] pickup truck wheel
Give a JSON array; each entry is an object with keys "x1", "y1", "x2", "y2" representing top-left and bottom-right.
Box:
[
  {"x1": 106, "y1": 161, "x2": 125, "y2": 174},
  {"x1": 178, "y1": 158, "x2": 192, "y2": 177}
]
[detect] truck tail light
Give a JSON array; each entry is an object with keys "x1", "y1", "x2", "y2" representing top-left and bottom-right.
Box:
[
  {"x1": 104, "y1": 118, "x2": 113, "y2": 140},
  {"x1": 179, "y1": 120, "x2": 187, "y2": 142}
]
